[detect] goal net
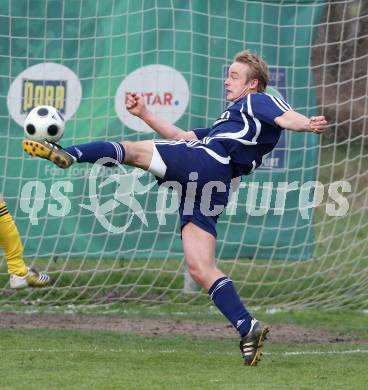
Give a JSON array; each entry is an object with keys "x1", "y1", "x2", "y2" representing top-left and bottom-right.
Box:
[{"x1": 1, "y1": 0, "x2": 367, "y2": 309}]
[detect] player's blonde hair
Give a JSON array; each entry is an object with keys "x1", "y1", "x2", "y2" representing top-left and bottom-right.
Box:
[{"x1": 234, "y1": 50, "x2": 269, "y2": 92}]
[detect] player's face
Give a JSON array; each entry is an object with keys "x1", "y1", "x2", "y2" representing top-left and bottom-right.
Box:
[{"x1": 224, "y1": 62, "x2": 254, "y2": 102}]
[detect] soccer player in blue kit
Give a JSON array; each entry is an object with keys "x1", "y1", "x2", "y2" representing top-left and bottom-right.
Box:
[{"x1": 23, "y1": 50, "x2": 327, "y2": 365}]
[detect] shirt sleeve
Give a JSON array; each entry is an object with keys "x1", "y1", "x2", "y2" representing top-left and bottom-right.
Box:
[
  {"x1": 193, "y1": 127, "x2": 211, "y2": 140},
  {"x1": 250, "y1": 93, "x2": 292, "y2": 126}
]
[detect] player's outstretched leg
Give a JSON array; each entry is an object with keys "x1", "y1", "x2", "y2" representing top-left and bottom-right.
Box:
[
  {"x1": 22, "y1": 139, "x2": 75, "y2": 169},
  {"x1": 22, "y1": 139, "x2": 127, "y2": 169},
  {"x1": 0, "y1": 199, "x2": 50, "y2": 289},
  {"x1": 239, "y1": 319, "x2": 269, "y2": 366}
]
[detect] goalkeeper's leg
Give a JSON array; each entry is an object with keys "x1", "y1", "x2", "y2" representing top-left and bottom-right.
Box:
[{"x1": 0, "y1": 196, "x2": 50, "y2": 289}]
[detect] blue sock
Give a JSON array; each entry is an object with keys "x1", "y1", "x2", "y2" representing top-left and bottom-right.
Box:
[
  {"x1": 208, "y1": 277, "x2": 253, "y2": 337},
  {"x1": 64, "y1": 141, "x2": 125, "y2": 167}
]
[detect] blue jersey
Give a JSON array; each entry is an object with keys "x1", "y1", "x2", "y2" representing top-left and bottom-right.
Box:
[{"x1": 193, "y1": 92, "x2": 291, "y2": 177}]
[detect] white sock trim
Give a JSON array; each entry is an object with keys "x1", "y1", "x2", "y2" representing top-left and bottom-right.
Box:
[
  {"x1": 210, "y1": 277, "x2": 232, "y2": 300},
  {"x1": 109, "y1": 142, "x2": 123, "y2": 164}
]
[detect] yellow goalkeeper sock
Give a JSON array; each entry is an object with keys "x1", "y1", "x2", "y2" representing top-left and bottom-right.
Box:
[{"x1": 0, "y1": 202, "x2": 28, "y2": 276}]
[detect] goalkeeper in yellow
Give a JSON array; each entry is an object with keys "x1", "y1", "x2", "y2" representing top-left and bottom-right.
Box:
[{"x1": 0, "y1": 194, "x2": 50, "y2": 288}]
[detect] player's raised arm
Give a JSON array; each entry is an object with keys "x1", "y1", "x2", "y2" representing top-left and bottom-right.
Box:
[
  {"x1": 274, "y1": 110, "x2": 328, "y2": 133},
  {"x1": 125, "y1": 93, "x2": 197, "y2": 140}
]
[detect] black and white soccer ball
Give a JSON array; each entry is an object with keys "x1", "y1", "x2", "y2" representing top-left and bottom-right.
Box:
[{"x1": 24, "y1": 105, "x2": 65, "y2": 143}]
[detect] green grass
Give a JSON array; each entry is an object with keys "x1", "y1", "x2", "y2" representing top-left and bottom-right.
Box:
[
  {"x1": 257, "y1": 309, "x2": 368, "y2": 340},
  {"x1": 0, "y1": 302, "x2": 368, "y2": 336},
  {"x1": 1, "y1": 299, "x2": 367, "y2": 389},
  {"x1": 3, "y1": 303, "x2": 367, "y2": 340},
  {"x1": 1, "y1": 327, "x2": 368, "y2": 390}
]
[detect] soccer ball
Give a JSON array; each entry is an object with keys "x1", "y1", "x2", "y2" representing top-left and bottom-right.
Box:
[{"x1": 24, "y1": 105, "x2": 65, "y2": 143}]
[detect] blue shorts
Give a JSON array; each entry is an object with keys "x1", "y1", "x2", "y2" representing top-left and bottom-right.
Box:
[{"x1": 154, "y1": 140, "x2": 233, "y2": 238}]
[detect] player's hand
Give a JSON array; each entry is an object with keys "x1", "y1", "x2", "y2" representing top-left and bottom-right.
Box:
[
  {"x1": 126, "y1": 93, "x2": 147, "y2": 118},
  {"x1": 309, "y1": 116, "x2": 327, "y2": 134}
]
